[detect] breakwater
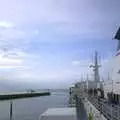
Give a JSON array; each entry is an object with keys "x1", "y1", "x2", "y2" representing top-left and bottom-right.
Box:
[{"x1": 0, "y1": 92, "x2": 50, "y2": 100}]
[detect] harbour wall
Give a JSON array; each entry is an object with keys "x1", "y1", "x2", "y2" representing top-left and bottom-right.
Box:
[{"x1": 0, "y1": 92, "x2": 50, "y2": 100}]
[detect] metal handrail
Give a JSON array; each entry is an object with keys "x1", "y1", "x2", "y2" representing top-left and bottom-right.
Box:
[
  {"x1": 72, "y1": 88, "x2": 120, "y2": 120},
  {"x1": 88, "y1": 96, "x2": 120, "y2": 120}
]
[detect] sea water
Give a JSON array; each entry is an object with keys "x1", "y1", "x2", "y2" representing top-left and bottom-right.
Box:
[{"x1": 0, "y1": 92, "x2": 69, "y2": 120}]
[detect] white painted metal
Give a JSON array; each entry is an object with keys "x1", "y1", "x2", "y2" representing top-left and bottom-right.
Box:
[
  {"x1": 39, "y1": 108, "x2": 77, "y2": 120},
  {"x1": 103, "y1": 50, "x2": 120, "y2": 96}
]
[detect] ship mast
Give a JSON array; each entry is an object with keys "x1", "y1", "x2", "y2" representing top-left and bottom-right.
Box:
[{"x1": 90, "y1": 52, "x2": 101, "y2": 88}]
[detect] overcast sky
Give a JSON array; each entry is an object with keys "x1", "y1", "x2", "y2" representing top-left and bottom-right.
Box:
[{"x1": 0, "y1": 0, "x2": 119, "y2": 91}]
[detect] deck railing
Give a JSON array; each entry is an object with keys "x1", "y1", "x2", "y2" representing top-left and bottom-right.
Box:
[
  {"x1": 73, "y1": 87, "x2": 120, "y2": 120},
  {"x1": 88, "y1": 96, "x2": 120, "y2": 120}
]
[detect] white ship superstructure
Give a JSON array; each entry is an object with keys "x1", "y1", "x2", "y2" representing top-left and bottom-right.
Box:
[
  {"x1": 103, "y1": 27, "x2": 120, "y2": 103},
  {"x1": 104, "y1": 49, "x2": 120, "y2": 102}
]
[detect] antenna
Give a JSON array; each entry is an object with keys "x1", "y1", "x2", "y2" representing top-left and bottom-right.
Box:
[
  {"x1": 86, "y1": 74, "x2": 89, "y2": 90},
  {"x1": 99, "y1": 54, "x2": 101, "y2": 66},
  {"x1": 91, "y1": 52, "x2": 94, "y2": 64},
  {"x1": 81, "y1": 74, "x2": 83, "y2": 82},
  {"x1": 107, "y1": 73, "x2": 110, "y2": 81},
  {"x1": 111, "y1": 68, "x2": 114, "y2": 93}
]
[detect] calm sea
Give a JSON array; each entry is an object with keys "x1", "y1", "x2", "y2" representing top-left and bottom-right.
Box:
[{"x1": 0, "y1": 92, "x2": 69, "y2": 120}]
